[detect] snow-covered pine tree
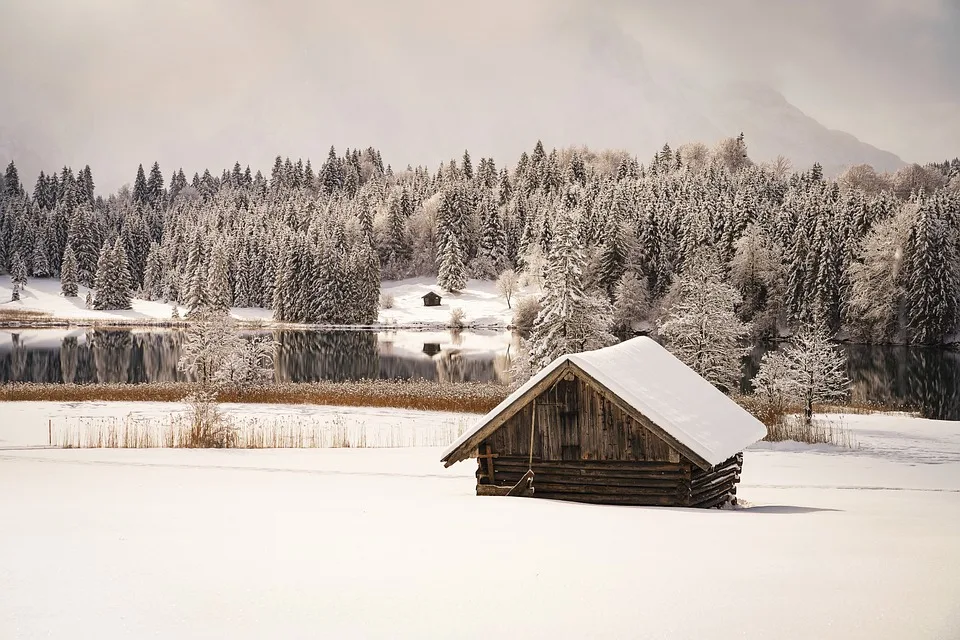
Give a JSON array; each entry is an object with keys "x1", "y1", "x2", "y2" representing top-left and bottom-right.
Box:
[
  {"x1": 11, "y1": 251, "x2": 27, "y2": 286},
  {"x1": 612, "y1": 271, "x2": 650, "y2": 333},
  {"x1": 112, "y1": 236, "x2": 133, "y2": 309},
  {"x1": 657, "y1": 250, "x2": 749, "y2": 393},
  {"x1": 184, "y1": 232, "x2": 210, "y2": 316},
  {"x1": 845, "y1": 206, "x2": 914, "y2": 342},
  {"x1": 146, "y1": 162, "x2": 164, "y2": 208},
  {"x1": 233, "y1": 246, "x2": 251, "y2": 308},
  {"x1": 141, "y1": 242, "x2": 163, "y2": 301},
  {"x1": 30, "y1": 233, "x2": 50, "y2": 278},
  {"x1": 68, "y1": 207, "x2": 99, "y2": 287},
  {"x1": 60, "y1": 244, "x2": 79, "y2": 297},
  {"x1": 729, "y1": 222, "x2": 784, "y2": 333},
  {"x1": 133, "y1": 164, "x2": 149, "y2": 207},
  {"x1": 597, "y1": 220, "x2": 627, "y2": 300},
  {"x1": 476, "y1": 192, "x2": 506, "y2": 277},
  {"x1": 207, "y1": 241, "x2": 232, "y2": 312},
  {"x1": 904, "y1": 198, "x2": 960, "y2": 344},
  {"x1": 437, "y1": 233, "x2": 467, "y2": 293},
  {"x1": 528, "y1": 206, "x2": 615, "y2": 369},
  {"x1": 92, "y1": 242, "x2": 113, "y2": 309}
]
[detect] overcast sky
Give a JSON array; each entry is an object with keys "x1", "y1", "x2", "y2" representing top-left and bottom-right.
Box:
[{"x1": 1, "y1": 0, "x2": 957, "y2": 191}]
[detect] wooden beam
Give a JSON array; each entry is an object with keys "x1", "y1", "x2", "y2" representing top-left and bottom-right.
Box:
[
  {"x1": 442, "y1": 362, "x2": 571, "y2": 466},
  {"x1": 568, "y1": 362, "x2": 714, "y2": 471}
]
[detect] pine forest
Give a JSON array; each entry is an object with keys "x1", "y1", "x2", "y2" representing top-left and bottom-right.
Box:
[{"x1": 1, "y1": 138, "x2": 959, "y2": 345}]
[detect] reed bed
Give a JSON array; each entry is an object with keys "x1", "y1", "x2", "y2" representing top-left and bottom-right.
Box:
[
  {"x1": 0, "y1": 380, "x2": 507, "y2": 414},
  {"x1": 52, "y1": 412, "x2": 470, "y2": 449}
]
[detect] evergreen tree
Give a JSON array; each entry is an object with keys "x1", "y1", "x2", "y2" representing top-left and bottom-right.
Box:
[
  {"x1": 207, "y1": 241, "x2": 232, "y2": 312},
  {"x1": 80, "y1": 165, "x2": 96, "y2": 204},
  {"x1": 612, "y1": 271, "x2": 650, "y2": 333},
  {"x1": 93, "y1": 237, "x2": 133, "y2": 310},
  {"x1": 184, "y1": 232, "x2": 209, "y2": 316},
  {"x1": 904, "y1": 201, "x2": 960, "y2": 344},
  {"x1": 321, "y1": 146, "x2": 344, "y2": 194},
  {"x1": 657, "y1": 251, "x2": 749, "y2": 393},
  {"x1": 146, "y1": 161, "x2": 164, "y2": 208},
  {"x1": 437, "y1": 234, "x2": 467, "y2": 293},
  {"x1": 60, "y1": 244, "x2": 79, "y2": 297},
  {"x1": 30, "y1": 233, "x2": 50, "y2": 277},
  {"x1": 133, "y1": 164, "x2": 149, "y2": 207},
  {"x1": 11, "y1": 251, "x2": 27, "y2": 285},
  {"x1": 141, "y1": 242, "x2": 163, "y2": 300},
  {"x1": 4, "y1": 161, "x2": 22, "y2": 197},
  {"x1": 528, "y1": 206, "x2": 615, "y2": 369}
]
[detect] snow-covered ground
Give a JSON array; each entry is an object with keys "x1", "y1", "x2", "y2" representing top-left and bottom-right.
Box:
[
  {"x1": 0, "y1": 275, "x2": 271, "y2": 324},
  {"x1": 0, "y1": 275, "x2": 537, "y2": 328},
  {"x1": 378, "y1": 276, "x2": 538, "y2": 328},
  {"x1": 1, "y1": 404, "x2": 959, "y2": 639}
]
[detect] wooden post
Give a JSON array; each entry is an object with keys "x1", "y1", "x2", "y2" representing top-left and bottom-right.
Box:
[
  {"x1": 48, "y1": 419, "x2": 52, "y2": 446},
  {"x1": 476, "y1": 444, "x2": 499, "y2": 484}
]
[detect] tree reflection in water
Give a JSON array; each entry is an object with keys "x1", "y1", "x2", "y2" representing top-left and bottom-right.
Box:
[{"x1": 2, "y1": 330, "x2": 959, "y2": 420}]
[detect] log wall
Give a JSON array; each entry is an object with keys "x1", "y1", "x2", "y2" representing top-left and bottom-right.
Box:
[{"x1": 478, "y1": 454, "x2": 743, "y2": 508}]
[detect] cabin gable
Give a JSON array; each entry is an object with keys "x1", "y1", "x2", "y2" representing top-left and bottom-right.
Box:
[{"x1": 483, "y1": 366, "x2": 689, "y2": 465}]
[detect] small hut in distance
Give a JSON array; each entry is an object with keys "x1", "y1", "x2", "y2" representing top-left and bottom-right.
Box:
[
  {"x1": 422, "y1": 291, "x2": 442, "y2": 307},
  {"x1": 441, "y1": 337, "x2": 767, "y2": 508}
]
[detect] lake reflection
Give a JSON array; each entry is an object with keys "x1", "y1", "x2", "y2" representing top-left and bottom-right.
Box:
[
  {"x1": 0, "y1": 329, "x2": 517, "y2": 386},
  {"x1": 2, "y1": 329, "x2": 959, "y2": 420}
]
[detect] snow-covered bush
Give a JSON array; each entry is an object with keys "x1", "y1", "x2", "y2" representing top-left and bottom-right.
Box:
[
  {"x1": 379, "y1": 292, "x2": 395, "y2": 309},
  {"x1": 752, "y1": 327, "x2": 849, "y2": 425},
  {"x1": 215, "y1": 335, "x2": 276, "y2": 390},
  {"x1": 177, "y1": 311, "x2": 242, "y2": 387}
]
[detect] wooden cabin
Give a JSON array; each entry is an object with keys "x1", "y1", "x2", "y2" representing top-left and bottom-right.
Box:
[
  {"x1": 441, "y1": 337, "x2": 767, "y2": 508},
  {"x1": 422, "y1": 291, "x2": 442, "y2": 307}
]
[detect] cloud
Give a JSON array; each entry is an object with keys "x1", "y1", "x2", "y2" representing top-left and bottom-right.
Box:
[{"x1": 0, "y1": 0, "x2": 956, "y2": 190}]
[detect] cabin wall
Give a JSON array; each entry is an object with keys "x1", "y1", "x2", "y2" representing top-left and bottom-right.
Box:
[{"x1": 487, "y1": 375, "x2": 680, "y2": 463}]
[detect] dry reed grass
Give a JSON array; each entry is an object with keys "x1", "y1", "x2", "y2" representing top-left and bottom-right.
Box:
[
  {"x1": 0, "y1": 380, "x2": 507, "y2": 413},
  {"x1": 735, "y1": 395, "x2": 865, "y2": 447},
  {"x1": 0, "y1": 308, "x2": 55, "y2": 322},
  {"x1": 53, "y1": 411, "x2": 469, "y2": 449}
]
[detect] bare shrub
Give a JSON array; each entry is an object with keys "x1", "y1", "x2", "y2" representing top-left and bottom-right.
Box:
[
  {"x1": 496, "y1": 269, "x2": 519, "y2": 309},
  {"x1": 379, "y1": 292, "x2": 395, "y2": 309},
  {"x1": 450, "y1": 307, "x2": 465, "y2": 329},
  {"x1": 183, "y1": 391, "x2": 236, "y2": 448},
  {"x1": 512, "y1": 295, "x2": 541, "y2": 333}
]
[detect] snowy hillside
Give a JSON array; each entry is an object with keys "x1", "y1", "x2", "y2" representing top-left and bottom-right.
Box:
[
  {"x1": 0, "y1": 276, "x2": 531, "y2": 328},
  {"x1": 1, "y1": 405, "x2": 958, "y2": 639}
]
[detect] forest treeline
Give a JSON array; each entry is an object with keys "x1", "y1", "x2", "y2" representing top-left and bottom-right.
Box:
[{"x1": 1, "y1": 137, "x2": 959, "y2": 344}]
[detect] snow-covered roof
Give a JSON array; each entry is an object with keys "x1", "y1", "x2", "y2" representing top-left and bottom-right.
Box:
[{"x1": 441, "y1": 336, "x2": 767, "y2": 469}]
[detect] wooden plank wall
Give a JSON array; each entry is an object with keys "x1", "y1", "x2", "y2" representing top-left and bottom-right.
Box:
[{"x1": 488, "y1": 374, "x2": 681, "y2": 463}]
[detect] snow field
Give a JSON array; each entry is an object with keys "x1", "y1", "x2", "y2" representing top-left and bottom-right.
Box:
[{"x1": 1, "y1": 404, "x2": 959, "y2": 639}]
